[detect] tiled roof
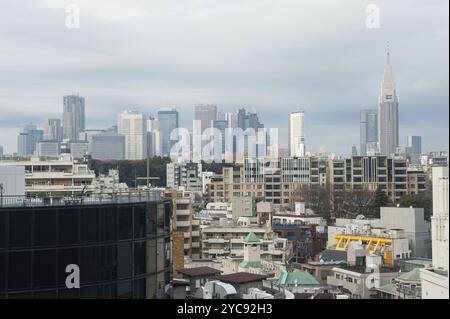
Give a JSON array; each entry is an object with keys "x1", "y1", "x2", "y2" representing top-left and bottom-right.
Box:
[
  {"x1": 278, "y1": 271, "x2": 320, "y2": 286},
  {"x1": 244, "y1": 232, "x2": 261, "y2": 243}
]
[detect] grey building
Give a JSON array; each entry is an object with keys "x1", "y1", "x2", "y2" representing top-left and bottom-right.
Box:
[
  {"x1": 90, "y1": 133, "x2": 125, "y2": 160},
  {"x1": 36, "y1": 141, "x2": 61, "y2": 157},
  {"x1": 360, "y1": 109, "x2": 378, "y2": 155},
  {"x1": 0, "y1": 145, "x2": 3, "y2": 156},
  {"x1": 17, "y1": 124, "x2": 43, "y2": 156},
  {"x1": 63, "y1": 95, "x2": 85, "y2": 141},
  {"x1": 70, "y1": 141, "x2": 89, "y2": 159},
  {"x1": 158, "y1": 109, "x2": 179, "y2": 157},
  {"x1": 194, "y1": 104, "x2": 217, "y2": 134},
  {"x1": 43, "y1": 118, "x2": 63, "y2": 142},
  {"x1": 378, "y1": 49, "x2": 399, "y2": 156},
  {"x1": 407, "y1": 136, "x2": 422, "y2": 154}
]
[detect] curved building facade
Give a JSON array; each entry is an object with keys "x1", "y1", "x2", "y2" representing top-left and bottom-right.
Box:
[{"x1": 0, "y1": 197, "x2": 172, "y2": 299}]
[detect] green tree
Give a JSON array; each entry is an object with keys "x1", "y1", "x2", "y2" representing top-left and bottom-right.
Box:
[
  {"x1": 370, "y1": 188, "x2": 389, "y2": 218},
  {"x1": 88, "y1": 157, "x2": 171, "y2": 187},
  {"x1": 399, "y1": 193, "x2": 432, "y2": 220}
]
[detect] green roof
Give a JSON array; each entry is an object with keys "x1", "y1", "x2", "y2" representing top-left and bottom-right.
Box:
[
  {"x1": 376, "y1": 283, "x2": 397, "y2": 295},
  {"x1": 398, "y1": 268, "x2": 421, "y2": 283},
  {"x1": 239, "y1": 261, "x2": 262, "y2": 269},
  {"x1": 244, "y1": 232, "x2": 261, "y2": 243},
  {"x1": 278, "y1": 271, "x2": 320, "y2": 286}
]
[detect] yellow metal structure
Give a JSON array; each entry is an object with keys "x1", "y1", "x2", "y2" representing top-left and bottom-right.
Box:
[{"x1": 332, "y1": 235, "x2": 394, "y2": 265}]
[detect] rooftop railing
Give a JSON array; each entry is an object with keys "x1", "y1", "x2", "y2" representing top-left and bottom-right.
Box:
[{"x1": 0, "y1": 188, "x2": 163, "y2": 208}]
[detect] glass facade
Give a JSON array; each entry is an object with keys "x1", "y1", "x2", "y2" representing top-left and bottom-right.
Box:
[{"x1": 0, "y1": 200, "x2": 172, "y2": 299}]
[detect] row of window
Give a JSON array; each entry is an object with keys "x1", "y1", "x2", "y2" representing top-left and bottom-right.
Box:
[{"x1": 0, "y1": 203, "x2": 168, "y2": 249}]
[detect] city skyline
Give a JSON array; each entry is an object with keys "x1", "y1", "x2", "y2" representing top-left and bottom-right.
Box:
[{"x1": 0, "y1": 0, "x2": 448, "y2": 156}]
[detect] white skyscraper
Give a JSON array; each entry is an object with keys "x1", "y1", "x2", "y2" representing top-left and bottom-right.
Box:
[
  {"x1": 118, "y1": 111, "x2": 148, "y2": 160},
  {"x1": 378, "y1": 47, "x2": 399, "y2": 156},
  {"x1": 63, "y1": 95, "x2": 85, "y2": 141},
  {"x1": 289, "y1": 111, "x2": 305, "y2": 157},
  {"x1": 147, "y1": 117, "x2": 161, "y2": 157}
]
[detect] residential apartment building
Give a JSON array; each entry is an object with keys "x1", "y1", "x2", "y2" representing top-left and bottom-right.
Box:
[
  {"x1": 327, "y1": 155, "x2": 409, "y2": 203},
  {"x1": 166, "y1": 162, "x2": 203, "y2": 192},
  {"x1": 164, "y1": 189, "x2": 201, "y2": 259},
  {"x1": 200, "y1": 225, "x2": 291, "y2": 263},
  {"x1": 0, "y1": 154, "x2": 96, "y2": 197}
]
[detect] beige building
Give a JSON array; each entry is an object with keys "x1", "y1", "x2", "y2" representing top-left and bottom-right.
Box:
[
  {"x1": 200, "y1": 225, "x2": 291, "y2": 263},
  {"x1": 164, "y1": 189, "x2": 201, "y2": 259},
  {"x1": 0, "y1": 154, "x2": 96, "y2": 197}
]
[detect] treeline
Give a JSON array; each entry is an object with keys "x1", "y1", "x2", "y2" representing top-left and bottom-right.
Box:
[{"x1": 89, "y1": 157, "x2": 171, "y2": 187}]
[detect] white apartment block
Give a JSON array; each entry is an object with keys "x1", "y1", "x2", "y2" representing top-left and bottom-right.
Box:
[{"x1": 0, "y1": 154, "x2": 96, "y2": 198}]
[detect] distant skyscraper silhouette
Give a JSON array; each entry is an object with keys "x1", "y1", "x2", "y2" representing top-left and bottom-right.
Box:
[
  {"x1": 378, "y1": 46, "x2": 399, "y2": 156},
  {"x1": 63, "y1": 95, "x2": 85, "y2": 141},
  {"x1": 360, "y1": 109, "x2": 378, "y2": 155}
]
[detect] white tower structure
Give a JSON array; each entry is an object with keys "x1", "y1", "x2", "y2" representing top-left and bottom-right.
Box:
[
  {"x1": 289, "y1": 111, "x2": 305, "y2": 157},
  {"x1": 378, "y1": 45, "x2": 399, "y2": 156}
]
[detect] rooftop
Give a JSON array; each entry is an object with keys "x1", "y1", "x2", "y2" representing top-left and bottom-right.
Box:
[
  {"x1": 217, "y1": 272, "x2": 269, "y2": 284},
  {"x1": 243, "y1": 232, "x2": 261, "y2": 243},
  {"x1": 278, "y1": 271, "x2": 320, "y2": 286},
  {"x1": 177, "y1": 267, "x2": 222, "y2": 277}
]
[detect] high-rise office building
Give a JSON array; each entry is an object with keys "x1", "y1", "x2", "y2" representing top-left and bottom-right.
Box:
[
  {"x1": 214, "y1": 119, "x2": 228, "y2": 156},
  {"x1": 157, "y1": 109, "x2": 179, "y2": 157},
  {"x1": 378, "y1": 48, "x2": 399, "y2": 156},
  {"x1": 90, "y1": 132, "x2": 125, "y2": 160},
  {"x1": 17, "y1": 124, "x2": 43, "y2": 156},
  {"x1": 43, "y1": 118, "x2": 63, "y2": 142},
  {"x1": 289, "y1": 111, "x2": 305, "y2": 157},
  {"x1": 194, "y1": 104, "x2": 217, "y2": 134},
  {"x1": 360, "y1": 109, "x2": 378, "y2": 155},
  {"x1": 407, "y1": 136, "x2": 422, "y2": 154},
  {"x1": 0, "y1": 145, "x2": 3, "y2": 156},
  {"x1": 218, "y1": 112, "x2": 237, "y2": 128},
  {"x1": 147, "y1": 117, "x2": 161, "y2": 157},
  {"x1": 118, "y1": 111, "x2": 148, "y2": 160},
  {"x1": 63, "y1": 95, "x2": 85, "y2": 141}
]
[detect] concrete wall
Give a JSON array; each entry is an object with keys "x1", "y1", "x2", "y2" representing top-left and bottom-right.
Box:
[{"x1": 0, "y1": 165, "x2": 25, "y2": 197}]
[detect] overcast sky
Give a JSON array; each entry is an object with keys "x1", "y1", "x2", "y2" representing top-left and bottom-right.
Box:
[{"x1": 0, "y1": 0, "x2": 448, "y2": 155}]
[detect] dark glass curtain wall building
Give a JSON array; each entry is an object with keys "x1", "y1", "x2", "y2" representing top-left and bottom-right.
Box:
[{"x1": 0, "y1": 196, "x2": 172, "y2": 299}]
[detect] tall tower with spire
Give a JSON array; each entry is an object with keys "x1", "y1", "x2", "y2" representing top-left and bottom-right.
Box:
[{"x1": 378, "y1": 44, "x2": 399, "y2": 156}]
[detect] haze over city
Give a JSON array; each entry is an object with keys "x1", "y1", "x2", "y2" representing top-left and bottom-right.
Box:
[{"x1": 0, "y1": 0, "x2": 448, "y2": 155}]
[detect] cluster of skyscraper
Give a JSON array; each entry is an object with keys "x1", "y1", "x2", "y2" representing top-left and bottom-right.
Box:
[{"x1": 11, "y1": 47, "x2": 426, "y2": 164}]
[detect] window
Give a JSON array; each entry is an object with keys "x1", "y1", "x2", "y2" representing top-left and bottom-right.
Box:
[
  {"x1": 117, "y1": 243, "x2": 132, "y2": 279},
  {"x1": 34, "y1": 211, "x2": 57, "y2": 246},
  {"x1": 134, "y1": 205, "x2": 146, "y2": 239},
  {"x1": 59, "y1": 209, "x2": 79, "y2": 245},
  {"x1": 81, "y1": 208, "x2": 98, "y2": 244},
  {"x1": 0, "y1": 212, "x2": 5, "y2": 249},
  {"x1": 118, "y1": 206, "x2": 133, "y2": 240},
  {"x1": 134, "y1": 242, "x2": 146, "y2": 275},
  {"x1": 98, "y1": 208, "x2": 116, "y2": 243},
  {"x1": 9, "y1": 210, "x2": 32, "y2": 248},
  {"x1": 9, "y1": 252, "x2": 32, "y2": 290},
  {"x1": 34, "y1": 250, "x2": 57, "y2": 288},
  {"x1": 80, "y1": 247, "x2": 99, "y2": 284}
]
